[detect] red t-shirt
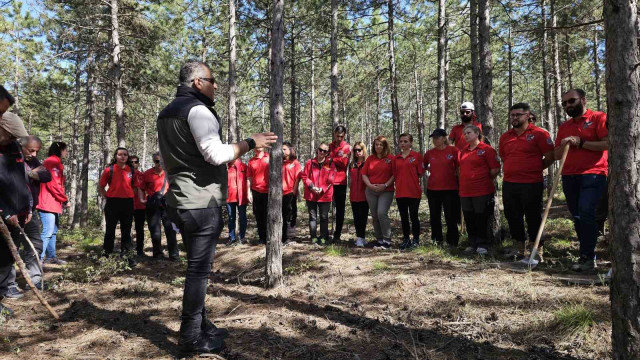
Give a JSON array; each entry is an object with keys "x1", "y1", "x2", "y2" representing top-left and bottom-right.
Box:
[
  {"x1": 227, "y1": 159, "x2": 249, "y2": 205},
  {"x1": 362, "y1": 154, "x2": 395, "y2": 192},
  {"x1": 133, "y1": 170, "x2": 146, "y2": 210},
  {"x1": 143, "y1": 168, "x2": 168, "y2": 196},
  {"x1": 555, "y1": 109, "x2": 608, "y2": 176},
  {"x1": 499, "y1": 123, "x2": 554, "y2": 183},
  {"x1": 349, "y1": 160, "x2": 367, "y2": 202},
  {"x1": 392, "y1": 151, "x2": 425, "y2": 199},
  {"x1": 247, "y1": 152, "x2": 270, "y2": 193},
  {"x1": 449, "y1": 121, "x2": 483, "y2": 150},
  {"x1": 329, "y1": 140, "x2": 351, "y2": 185},
  {"x1": 99, "y1": 164, "x2": 136, "y2": 198},
  {"x1": 424, "y1": 146, "x2": 459, "y2": 191},
  {"x1": 458, "y1": 142, "x2": 500, "y2": 197},
  {"x1": 282, "y1": 159, "x2": 302, "y2": 195}
]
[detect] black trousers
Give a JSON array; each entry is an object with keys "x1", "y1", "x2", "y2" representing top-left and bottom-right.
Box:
[
  {"x1": 289, "y1": 195, "x2": 298, "y2": 227},
  {"x1": 307, "y1": 201, "x2": 330, "y2": 241},
  {"x1": 502, "y1": 181, "x2": 544, "y2": 244},
  {"x1": 351, "y1": 201, "x2": 369, "y2": 238},
  {"x1": 427, "y1": 190, "x2": 460, "y2": 246},
  {"x1": 251, "y1": 190, "x2": 269, "y2": 242},
  {"x1": 332, "y1": 185, "x2": 347, "y2": 238},
  {"x1": 134, "y1": 209, "x2": 146, "y2": 254},
  {"x1": 103, "y1": 197, "x2": 134, "y2": 255},
  {"x1": 396, "y1": 197, "x2": 421, "y2": 240},
  {"x1": 460, "y1": 194, "x2": 494, "y2": 249},
  {"x1": 167, "y1": 206, "x2": 223, "y2": 343},
  {"x1": 147, "y1": 205, "x2": 178, "y2": 258},
  {"x1": 282, "y1": 193, "x2": 294, "y2": 242}
]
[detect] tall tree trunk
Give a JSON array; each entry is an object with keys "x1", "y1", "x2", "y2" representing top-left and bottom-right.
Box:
[
  {"x1": 266, "y1": 0, "x2": 285, "y2": 289},
  {"x1": 387, "y1": 0, "x2": 401, "y2": 152},
  {"x1": 77, "y1": 58, "x2": 97, "y2": 228},
  {"x1": 437, "y1": 0, "x2": 447, "y2": 129},
  {"x1": 13, "y1": 25, "x2": 20, "y2": 115},
  {"x1": 469, "y1": 0, "x2": 480, "y2": 107},
  {"x1": 541, "y1": 0, "x2": 553, "y2": 129},
  {"x1": 507, "y1": 27, "x2": 513, "y2": 110},
  {"x1": 290, "y1": 13, "x2": 298, "y2": 148},
  {"x1": 550, "y1": 0, "x2": 563, "y2": 129},
  {"x1": 110, "y1": 0, "x2": 126, "y2": 148},
  {"x1": 228, "y1": 0, "x2": 239, "y2": 144},
  {"x1": 101, "y1": 82, "x2": 113, "y2": 228},
  {"x1": 477, "y1": 0, "x2": 501, "y2": 243},
  {"x1": 565, "y1": 33, "x2": 573, "y2": 90},
  {"x1": 141, "y1": 108, "x2": 148, "y2": 168},
  {"x1": 605, "y1": 0, "x2": 640, "y2": 357},
  {"x1": 376, "y1": 75, "x2": 381, "y2": 136},
  {"x1": 330, "y1": 0, "x2": 339, "y2": 130},
  {"x1": 414, "y1": 67, "x2": 425, "y2": 154},
  {"x1": 67, "y1": 57, "x2": 82, "y2": 227},
  {"x1": 593, "y1": 29, "x2": 602, "y2": 111},
  {"x1": 310, "y1": 50, "x2": 316, "y2": 157}
]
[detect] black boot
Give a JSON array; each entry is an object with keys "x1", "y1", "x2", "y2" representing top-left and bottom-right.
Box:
[
  {"x1": 179, "y1": 334, "x2": 225, "y2": 355},
  {"x1": 399, "y1": 238, "x2": 412, "y2": 250}
]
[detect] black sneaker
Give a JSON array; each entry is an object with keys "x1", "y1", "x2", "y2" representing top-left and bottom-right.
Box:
[
  {"x1": 411, "y1": 238, "x2": 420, "y2": 248},
  {"x1": 399, "y1": 239, "x2": 412, "y2": 250},
  {"x1": 202, "y1": 319, "x2": 230, "y2": 339},
  {"x1": 4, "y1": 287, "x2": 23, "y2": 299},
  {"x1": 127, "y1": 257, "x2": 137, "y2": 268},
  {"x1": 367, "y1": 240, "x2": 383, "y2": 248},
  {"x1": 179, "y1": 334, "x2": 225, "y2": 355},
  {"x1": 226, "y1": 238, "x2": 237, "y2": 246},
  {"x1": 375, "y1": 240, "x2": 392, "y2": 249},
  {"x1": 0, "y1": 302, "x2": 13, "y2": 318}
]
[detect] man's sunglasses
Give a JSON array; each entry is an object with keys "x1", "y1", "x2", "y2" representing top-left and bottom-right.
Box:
[
  {"x1": 154, "y1": 159, "x2": 161, "y2": 164},
  {"x1": 561, "y1": 97, "x2": 580, "y2": 106},
  {"x1": 131, "y1": 160, "x2": 139, "y2": 164},
  {"x1": 193, "y1": 77, "x2": 215, "y2": 84},
  {"x1": 318, "y1": 148, "x2": 329, "y2": 153},
  {"x1": 354, "y1": 148, "x2": 363, "y2": 152}
]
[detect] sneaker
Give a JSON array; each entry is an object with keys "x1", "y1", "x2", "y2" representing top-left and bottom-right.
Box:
[
  {"x1": 476, "y1": 247, "x2": 488, "y2": 255},
  {"x1": 226, "y1": 238, "x2": 237, "y2": 246},
  {"x1": 333, "y1": 233, "x2": 341, "y2": 243},
  {"x1": 48, "y1": 258, "x2": 67, "y2": 265},
  {"x1": 367, "y1": 240, "x2": 383, "y2": 248},
  {"x1": 464, "y1": 246, "x2": 475, "y2": 254},
  {"x1": 411, "y1": 238, "x2": 420, "y2": 249},
  {"x1": 24, "y1": 281, "x2": 45, "y2": 291},
  {"x1": 238, "y1": 238, "x2": 246, "y2": 244},
  {"x1": 355, "y1": 238, "x2": 366, "y2": 248},
  {"x1": 179, "y1": 334, "x2": 225, "y2": 356},
  {"x1": 4, "y1": 287, "x2": 23, "y2": 300},
  {"x1": 0, "y1": 303, "x2": 13, "y2": 318},
  {"x1": 571, "y1": 257, "x2": 596, "y2": 272},
  {"x1": 319, "y1": 238, "x2": 327, "y2": 246},
  {"x1": 399, "y1": 239, "x2": 412, "y2": 250},
  {"x1": 127, "y1": 257, "x2": 137, "y2": 268},
  {"x1": 376, "y1": 240, "x2": 391, "y2": 249}
]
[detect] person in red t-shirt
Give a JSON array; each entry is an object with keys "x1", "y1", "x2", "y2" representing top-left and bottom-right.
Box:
[
  {"x1": 129, "y1": 155, "x2": 147, "y2": 257},
  {"x1": 98, "y1": 147, "x2": 138, "y2": 265},
  {"x1": 226, "y1": 158, "x2": 249, "y2": 246},
  {"x1": 449, "y1": 102, "x2": 483, "y2": 150},
  {"x1": 424, "y1": 128, "x2": 460, "y2": 247},
  {"x1": 141, "y1": 152, "x2": 178, "y2": 259},
  {"x1": 328, "y1": 126, "x2": 351, "y2": 242},
  {"x1": 458, "y1": 125, "x2": 500, "y2": 255},
  {"x1": 247, "y1": 147, "x2": 270, "y2": 244},
  {"x1": 300, "y1": 143, "x2": 336, "y2": 245},
  {"x1": 393, "y1": 134, "x2": 425, "y2": 249},
  {"x1": 362, "y1": 136, "x2": 395, "y2": 249},
  {"x1": 499, "y1": 103, "x2": 555, "y2": 259},
  {"x1": 555, "y1": 88, "x2": 608, "y2": 272},
  {"x1": 349, "y1": 141, "x2": 369, "y2": 247},
  {"x1": 282, "y1": 141, "x2": 302, "y2": 244}
]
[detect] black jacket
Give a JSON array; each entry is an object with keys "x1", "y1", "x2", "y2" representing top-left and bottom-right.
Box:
[
  {"x1": 25, "y1": 156, "x2": 52, "y2": 210},
  {"x1": 0, "y1": 141, "x2": 32, "y2": 218}
]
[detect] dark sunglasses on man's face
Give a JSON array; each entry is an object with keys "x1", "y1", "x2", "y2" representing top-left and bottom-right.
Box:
[
  {"x1": 561, "y1": 97, "x2": 580, "y2": 107},
  {"x1": 354, "y1": 148, "x2": 363, "y2": 152},
  {"x1": 154, "y1": 159, "x2": 161, "y2": 164},
  {"x1": 131, "y1": 160, "x2": 139, "y2": 164},
  {"x1": 460, "y1": 110, "x2": 472, "y2": 115},
  {"x1": 318, "y1": 148, "x2": 329, "y2": 153}
]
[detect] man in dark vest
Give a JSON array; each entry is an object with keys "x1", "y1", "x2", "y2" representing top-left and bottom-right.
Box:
[{"x1": 157, "y1": 60, "x2": 276, "y2": 355}]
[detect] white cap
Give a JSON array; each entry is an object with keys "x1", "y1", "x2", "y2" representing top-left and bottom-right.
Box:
[{"x1": 460, "y1": 102, "x2": 475, "y2": 111}]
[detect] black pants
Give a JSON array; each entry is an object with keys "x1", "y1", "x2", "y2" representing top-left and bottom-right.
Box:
[
  {"x1": 307, "y1": 201, "x2": 330, "y2": 241},
  {"x1": 460, "y1": 194, "x2": 494, "y2": 249},
  {"x1": 147, "y1": 205, "x2": 178, "y2": 258},
  {"x1": 134, "y1": 209, "x2": 146, "y2": 254},
  {"x1": 282, "y1": 193, "x2": 294, "y2": 242},
  {"x1": 103, "y1": 198, "x2": 134, "y2": 255},
  {"x1": 289, "y1": 196, "x2": 298, "y2": 227},
  {"x1": 396, "y1": 197, "x2": 421, "y2": 240},
  {"x1": 502, "y1": 181, "x2": 544, "y2": 244},
  {"x1": 252, "y1": 190, "x2": 268, "y2": 242},
  {"x1": 332, "y1": 185, "x2": 347, "y2": 239},
  {"x1": 167, "y1": 206, "x2": 223, "y2": 343},
  {"x1": 427, "y1": 190, "x2": 460, "y2": 246},
  {"x1": 351, "y1": 201, "x2": 369, "y2": 238},
  {"x1": 595, "y1": 178, "x2": 608, "y2": 234}
]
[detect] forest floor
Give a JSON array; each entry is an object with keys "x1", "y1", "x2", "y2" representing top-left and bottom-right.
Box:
[{"x1": 0, "y1": 194, "x2": 613, "y2": 360}]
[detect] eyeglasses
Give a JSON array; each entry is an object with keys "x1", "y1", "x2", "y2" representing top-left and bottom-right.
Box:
[
  {"x1": 561, "y1": 97, "x2": 580, "y2": 106},
  {"x1": 354, "y1": 148, "x2": 363, "y2": 152},
  {"x1": 509, "y1": 113, "x2": 528, "y2": 118},
  {"x1": 193, "y1": 77, "x2": 215, "y2": 84},
  {"x1": 154, "y1": 159, "x2": 160, "y2": 164},
  {"x1": 318, "y1": 148, "x2": 329, "y2": 153},
  {"x1": 131, "y1": 160, "x2": 139, "y2": 164},
  {"x1": 460, "y1": 110, "x2": 472, "y2": 115}
]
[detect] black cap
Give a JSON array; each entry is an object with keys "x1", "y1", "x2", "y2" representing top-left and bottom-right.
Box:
[{"x1": 429, "y1": 128, "x2": 447, "y2": 138}]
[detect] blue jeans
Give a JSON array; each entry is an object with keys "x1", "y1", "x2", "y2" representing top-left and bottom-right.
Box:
[
  {"x1": 562, "y1": 174, "x2": 607, "y2": 259},
  {"x1": 39, "y1": 211, "x2": 59, "y2": 260},
  {"x1": 226, "y1": 203, "x2": 247, "y2": 240}
]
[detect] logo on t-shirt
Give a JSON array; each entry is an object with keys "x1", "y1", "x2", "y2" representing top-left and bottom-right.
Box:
[
  {"x1": 547, "y1": 138, "x2": 553, "y2": 145},
  {"x1": 384, "y1": 158, "x2": 391, "y2": 164},
  {"x1": 408, "y1": 157, "x2": 415, "y2": 163},
  {"x1": 338, "y1": 150, "x2": 344, "y2": 157},
  {"x1": 446, "y1": 154, "x2": 454, "y2": 160},
  {"x1": 288, "y1": 163, "x2": 295, "y2": 169},
  {"x1": 477, "y1": 150, "x2": 485, "y2": 156},
  {"x1": 583, "y1": 121, "x2": 592, "y2": 129},
  {"x1": 526, "y1": 134, "x2": 535, "y2": 142},
  {"x1": 263, "y1": 157, "x2": 270, "y2": 164}
]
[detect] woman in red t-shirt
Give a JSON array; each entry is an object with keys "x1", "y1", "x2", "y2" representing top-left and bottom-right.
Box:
[
  {"x1": 393, "y1": 134, "x2": 425, "y2": 249},
  {"x1": 458, "y1": 125, "x2": 501, "y2": 255},
  {"x1": 424, "y1": 128, "x2": 460, "y2": 247},
  {"x1": 300, "y1": 143, "x2": 336, "y2": 245},
  {"x1": 247, "y1": 147, "x2": 270, "y2": 244},
  {"x1": 349, "y1": 141, "x2": 369, "y2": 247},
  {"x1": 130, "y1": 155, "x2": 147, "y2": 257},
  {"x1": 226, "y1": 157, "x2": 249, "y2": 245},
  {"x1": 98, "y1": 147, "x2": 137, "y2": 264},
  {"x1": 282, "y1": 141, "x2": 302, "y2": 244},
  {"x1": 362, "y1": 136, "x2": 395, "y2": 249}
]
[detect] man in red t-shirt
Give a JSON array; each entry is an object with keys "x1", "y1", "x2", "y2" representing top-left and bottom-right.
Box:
[
  {"x1": 328, "y1": 125, "x2": 351, "y2": 242},
  {"x1": 555, "y1": 89, "x2": 608, "y2": 272},
  {"x1": 499, "y1": 103, "x2": 554, "y2": 259},
  {"x1": 449, "y1": 102, "x2": 483, "y2": 150}
]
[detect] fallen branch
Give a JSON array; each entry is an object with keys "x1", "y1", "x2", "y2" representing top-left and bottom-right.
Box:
[{"x1": 0, "y1": 217, "x2": 59, "y2": 320}]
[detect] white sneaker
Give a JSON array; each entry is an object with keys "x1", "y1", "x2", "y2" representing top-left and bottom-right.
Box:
[
  {"x1": 476, "y1": 247, "x2": 488, "y2": 255},
  {"x1": 355, "y1": 238, "x2": 365, "y2": 247}
]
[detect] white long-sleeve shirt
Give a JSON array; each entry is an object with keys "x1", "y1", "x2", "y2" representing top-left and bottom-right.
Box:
[{"x1": 187, "y1": 105, "x2": 235, "y2": 166}]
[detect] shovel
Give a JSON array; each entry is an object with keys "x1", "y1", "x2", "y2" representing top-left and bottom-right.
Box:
[{"x1": 519, "y1": 143, "x2": 570, "y2": 269}]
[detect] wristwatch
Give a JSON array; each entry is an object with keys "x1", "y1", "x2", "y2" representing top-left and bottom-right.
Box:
[{"x1": 245, "y1": 137, "x2": 256, "y2": 150}]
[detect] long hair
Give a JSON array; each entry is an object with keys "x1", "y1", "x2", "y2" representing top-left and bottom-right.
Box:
[
  {"x1": 109, "y1": 147, "x2": 132, "y2": 167},
  {"x1": 351, "y1": 141, "x2": 368, "y2": 165},
  {"x1": 283, "y1": 141, "x2": 297, "y2": 161},
  {"x1": 371, "y1": 136, "x2": 391, "y2": 158},
  {"x1": 48, "y1": 141, "x2": 67, "y2": 157}
]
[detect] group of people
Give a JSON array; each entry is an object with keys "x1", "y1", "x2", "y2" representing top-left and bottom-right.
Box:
[{"x1": 0, "y1": 58, "x2": 608, "y2": 356}]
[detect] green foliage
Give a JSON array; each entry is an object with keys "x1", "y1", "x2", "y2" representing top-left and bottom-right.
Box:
[
  {"x1": 171, "y1": 277, "x2": 185, "y2": 286},
  {"x1": 62, "y1": 254, "x2": 131, "y2": 283},
  {"x1": 554, "y1": 304, "x2": 595, "y2": 336},
  {"x1": 284, "y1": 260, "x2": 319, "y2": 275},
  {"x1": 372, "y1": 261, "x2": 390, "y2": 271},
  {"x1": 323, "y1": 245, "x2": 348, "y2": 257}
]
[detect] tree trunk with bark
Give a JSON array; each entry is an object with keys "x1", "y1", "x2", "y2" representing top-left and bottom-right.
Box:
[
  {"x1": 605, "y1": 0, "x2": 640, "y2": 358},
  {"x1": 541, "y1": 0, "x2": 553, "y2": 130},
  {"x1": 290, "y1": 13, "x2": 298, "y2": 149},
  {"x1": 110, "y1": 0, "x2": 126, "y2": 148},
  {"x1": 550, "y1": 0, "x2": 563, "y2": 128},
  {"x1": 77, "y1": 58, "x2": 97, "y2": 228},
  {"x1": 376, "y1": 75, "x2": 381, "y2": 136},
  {"x1": 228, "y1": 0, "x2": 239, "y2": 144},
  {"x1": 593, "y1": 29, "x2": 602, "y2": 111},
  {"x1": 265, "y1": 0, "x2": 285, "y2": 289},
  {"x1": 507, "y1": 27, "x2": 513, "y2": 110},
  {"x1": 387, "y1": 0, "x2": 401, "y2": 152},
  {"x1": 67, "y1": 57, "x2": 82, "y2": 227},
  {"x1": 469, "y1": 0, "x2": 480, "y2": 107},
  {"x1": 437, "y1": 0, "x2": 447, "y2": 130},
  {"x1": 330, "y1": 0, "x2": 339, "y2": 130},
  {"x1": 310, "y1": 50, "x2": 316, "y2": 157},
  {"x1": 414, "y1": 67, "x2": 425, "y2": 154}
]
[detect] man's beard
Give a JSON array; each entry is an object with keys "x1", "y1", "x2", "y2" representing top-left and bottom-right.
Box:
[
  {"x1": 461, "y1": 115, "x2": 472, "y2": 123},
  {"x1": 565, "y1": 103, "x2": 584, "y2": 118}
]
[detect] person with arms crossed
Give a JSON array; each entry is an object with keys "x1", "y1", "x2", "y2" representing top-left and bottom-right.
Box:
[
  {"x1": 393, "y1": 134, "x2": 425, "y2": 249},
  {"x1": 328, "y1": 126, "x2": 351, "y2": 242}
]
